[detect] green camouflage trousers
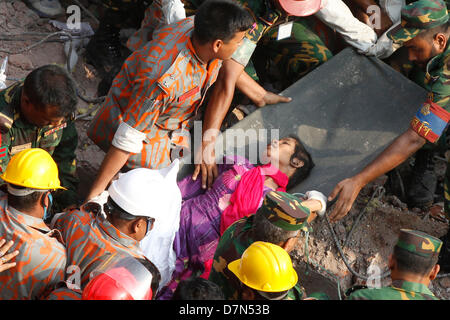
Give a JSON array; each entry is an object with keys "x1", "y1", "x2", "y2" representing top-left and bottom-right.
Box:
[{"x1": 246, "y1": 16, "x2": 334, "y2": 90}]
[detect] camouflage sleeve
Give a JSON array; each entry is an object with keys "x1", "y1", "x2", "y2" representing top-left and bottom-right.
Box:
[
  {"x1": 52, "y1": 121, "x2": 79, "y2": 210},
  {"x1": 410, "y1": 66, "x2": 450, "y2": 144}
]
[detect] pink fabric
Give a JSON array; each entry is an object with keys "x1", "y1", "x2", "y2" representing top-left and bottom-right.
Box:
[{"x1": 219, "y1": 164, "x2": 288, "y2": 235}]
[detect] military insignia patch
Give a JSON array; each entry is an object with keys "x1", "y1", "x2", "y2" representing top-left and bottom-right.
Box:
[
  {"x1": 44, "y1": 122, "x2": 67, "y2": 137},
  {"x1": 0, "y1": 146, "x2": 7, "y2": 159}
]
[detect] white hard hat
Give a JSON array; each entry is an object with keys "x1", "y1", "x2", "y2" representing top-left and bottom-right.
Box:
[{"x1": 107, "y1": 159, "x2": 180, "y2": 220}]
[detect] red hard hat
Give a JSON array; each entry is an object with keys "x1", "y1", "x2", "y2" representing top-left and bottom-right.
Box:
[
  {"x1": 82, "y1": 267, "x2": 153, "y2": 300},
  {"x1": 276, "y1": 0, "x2": 322, "y2": 16}
]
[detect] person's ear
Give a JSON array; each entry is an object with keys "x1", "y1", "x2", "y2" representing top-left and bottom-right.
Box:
[
  {"x1": 132, "y1": 218, "x2": 144, "y2": 234},
  {"x1": 388, "y1": 254, "x2": 395, "y2": 270},
  {"x1": 41, "y1": 191, "x2": 50, "y2": 208},
  {"x1": 429, "y1": 264, "x2": 440, "y2": 281},
  {"x1": 434, "y1": 33, "x2": 447, "y2": 52},
  {"x1": 212, "y1": 39, "x2": 223, "y2": 54},
  {"x1": 290, "y1": 157, "x2": 304, "y2": 169}
]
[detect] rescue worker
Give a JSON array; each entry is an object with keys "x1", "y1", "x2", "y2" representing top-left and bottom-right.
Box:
[
  {"x1": 0, "y1": 148, "x2": 67, "y2": 299},
  {"x1": 0, "y1": 64, "x2": 79, "y2": 212},
  {"x1": 209, "y1": 190, "x2": 326, "y2": 300},
  {"x1": 227, "y1": 241, "x2": 302, "y2": 300},
  {"x1": 51, "y1": 166, "x2": 176, "y2": 290},
  {"x1": 82, "y1": 254, "x2": 157, "y2": 300},
  {"x1": 85, "y1": 0, "x2": 254, "y2": 201},
  {"x1": 347, "y1": 229, "x2": 441, "y2": 300},
  {"x1": 327, "y1": 0, "x2": 450, "y2": 274},
  {"x1": 47, "y1": 255, "x2": 161, "y2": 300}
]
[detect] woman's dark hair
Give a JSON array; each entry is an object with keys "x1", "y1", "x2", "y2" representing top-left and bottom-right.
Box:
[
  {"x1": 23, "y1": 64, "x2": 77, "y2": 118},
  {"x1": 194, "y1": 0, "x2": 254, "y2": 45},
  {"x1": 286, "y1": 134, "x2": 314, "y2": 190}
]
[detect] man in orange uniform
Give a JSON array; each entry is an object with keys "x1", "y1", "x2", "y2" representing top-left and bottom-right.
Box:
[
  {"x1": 0, "y1": 148, "x2": 67, "y2": 299},
  {"x1": 85, "y1": 0, "x2": 254, "y2": 201},
  {"x1": 51, "y1": 167, "x2": 176, "y2": 290}
]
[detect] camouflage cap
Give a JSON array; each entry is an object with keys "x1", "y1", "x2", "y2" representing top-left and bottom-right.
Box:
[
  {"x1": 256, "y1": 191, "x2": 310, "y2": 231},
  {"x1": 387, "y1": 0, "x2": 449, "y2": 44},
  {"x1": 395, "y1": 229, "x2": 443, "y2": 258}
]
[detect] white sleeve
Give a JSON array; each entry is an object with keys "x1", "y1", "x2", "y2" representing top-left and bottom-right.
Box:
[
  {"x1": 111, "y1": 121, "x2": 147, "y2": 154},
  {"x1": 315, "y1": 0, "x2": 378, "y2": 54},
  {"x1": 161, "y1": 0, "x2": 186, "y2": 24}
]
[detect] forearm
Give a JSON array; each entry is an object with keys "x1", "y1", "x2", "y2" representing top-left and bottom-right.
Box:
[
  {"x1": 86, "y1": 145, "x2": 130, "y2": 201},
  {"x1": 354, "y1": 128, "x2": 426, "y2": 187},
  {"x1": 235, "y1": 71, "x2": 267, "y2": 107},
  {"x1": 202, "y1": 60, "x2": 243, "y2": 135}
]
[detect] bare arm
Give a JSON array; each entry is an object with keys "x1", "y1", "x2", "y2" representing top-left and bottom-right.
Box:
[
  {"x1": 85, "y1": 145, "x2": 131, "y2": 202},
  {"x1": 192, "y1": 59, "x2": 245, "y2": 189},
  {"x1": 328, "y1": 128, "x2": 426, "y2": 222},
  {"x1": 235, "y1": 71, "x2": 292, "y2": 107}
]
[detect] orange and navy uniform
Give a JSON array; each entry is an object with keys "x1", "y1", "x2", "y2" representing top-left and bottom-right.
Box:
[
  {"x1": 46, "y1": 284, "x2": 82, "y2": 300},
  {"x1": 88, "y1": 16, "x2": 222, "y2": 170},
  {"x1": 0, "y1": 191, "x2": 67, "y2": 300},
  {"x1": 51, "y1": 205, "x2": 146, "y2": 290}
]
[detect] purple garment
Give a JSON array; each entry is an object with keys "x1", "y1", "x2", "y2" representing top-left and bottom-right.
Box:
[{"x1": 156, "y1": 156, "x2": 270, "y2": 300}]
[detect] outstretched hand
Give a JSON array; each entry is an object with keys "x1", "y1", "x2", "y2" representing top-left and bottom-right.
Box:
[
  {"x1": 256, "y1": 91, "x2": 292, "y2": 107},
  {"x1": 327, "y1": 177, "x2": 363, "y2": 222}
]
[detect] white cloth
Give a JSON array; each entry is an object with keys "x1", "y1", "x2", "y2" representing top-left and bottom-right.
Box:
[
  {"x1": 112, "y1": 121, "x2": 147, "y2": 154},
  {"x1": 316, "y1": 0, "x2": 402, "y2": 59},
  {"x1": 139, "y1": 159, "x2": 182, "y2": 290},
  {"x1": 305, "y1": 190, "x2": 327, "y2": 217},
  {"x1": 161, "y1": 0, "x2": 186, "y2": 24}
]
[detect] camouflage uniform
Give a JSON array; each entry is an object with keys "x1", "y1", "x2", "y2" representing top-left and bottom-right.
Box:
[
  {"x1": 347, "y1": 229, "x2": 442, "y2": 300},
  {"x1": 209, "y1": 191, "x2": 312, "y2": 300},
  {"x1": 128, "y1": 0, "x2": 334, "y2": 90},
  {"x1": 0, "y1": 191, "x2": 67, "y2": 300},
  {"x1": 387, "y1": 0, "x2": 450, "y2": 217},
  {"x1": 0, "y1": 82, "x2": 78, "y2": 211},
  {"x1": 51, "y1": 203, "x2": 147, "y2": 290},
  {"x1": 88, "y1": 17, "x2": 221, "y2": 170}
]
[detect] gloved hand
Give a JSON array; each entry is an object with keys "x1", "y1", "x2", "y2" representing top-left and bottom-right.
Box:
[{"x1": 305, "y1": 190, "x2": 327, "y2": 217}]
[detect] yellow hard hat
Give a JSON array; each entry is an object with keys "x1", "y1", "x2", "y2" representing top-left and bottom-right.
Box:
[
  {"x1": 1, "y1": 148, "x2": 65, "y2": 190},
  {"x1": 228, "y1": 241, "x2": 298, "y2": 292}
]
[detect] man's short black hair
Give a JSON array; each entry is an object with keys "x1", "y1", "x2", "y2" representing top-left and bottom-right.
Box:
[
  {"x1": 393, "y1": 246, "x2": 439, "y2": 276},
  {"x1": 172, "y1": 277, "x2": 225, "y2": 300},
  {"x1": 194, "y1": 0, "x2": 254, "y2": 44},
  {"x1": 252, "y1": 210, "x2": 299, "y2": 244},
  {"x1": 7, "y1": 184, "x2": 45, "y2": 212},
  {"x1": 23, "y1": 64, "x2": 77, "y2": 118},
  {"x1": 286, "y1": 134, "x2": 314, "y2": 190}
]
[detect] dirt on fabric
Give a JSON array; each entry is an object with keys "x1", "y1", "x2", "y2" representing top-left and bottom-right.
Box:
[{"x1": 1, "y1": 0, "x2": 448, "y2": 300}]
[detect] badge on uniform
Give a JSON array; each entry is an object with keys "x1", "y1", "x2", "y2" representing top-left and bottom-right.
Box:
[
  {"x1": 178, "y1": 86, "x2": 200, "y2": 103},
  {"x1": 10, "y1": 142, "x2": 31, "y2": 155},
  {"x1": 277, "y1": 21, "x2": 293, "y2": 41}
]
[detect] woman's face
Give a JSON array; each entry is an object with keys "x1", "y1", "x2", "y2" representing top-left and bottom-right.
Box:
[{"x1": 263, "y1": 137, "x2": 297, "y2": 168}]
